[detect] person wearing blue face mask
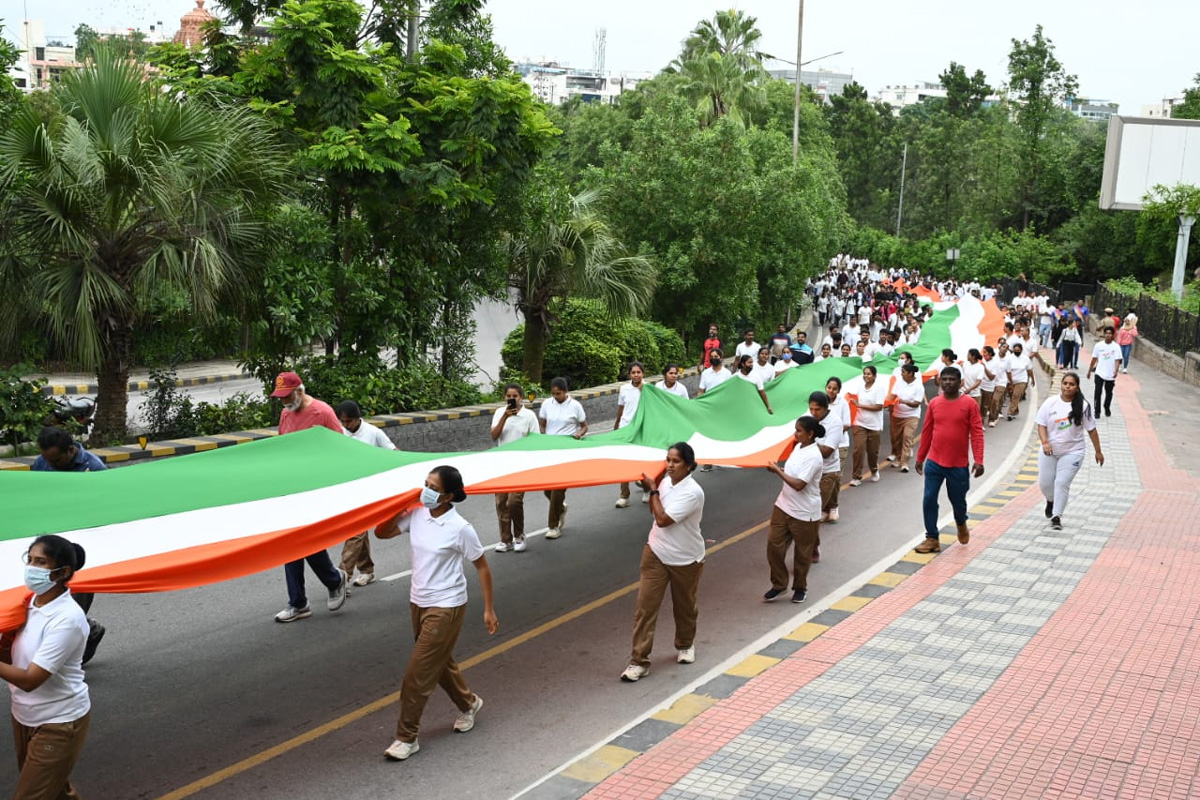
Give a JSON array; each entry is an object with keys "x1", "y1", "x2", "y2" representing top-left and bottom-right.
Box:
[
  {"x1": 1, "y1": 535, "x2": 92, "y2": 799},
  {"x1": 375, "y1": 466, "x2": 499, "y2": 762}
]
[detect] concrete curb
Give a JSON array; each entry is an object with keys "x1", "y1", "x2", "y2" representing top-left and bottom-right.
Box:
[{"x1": 38, "y1": 371, "x2": 256, "y2": 397}]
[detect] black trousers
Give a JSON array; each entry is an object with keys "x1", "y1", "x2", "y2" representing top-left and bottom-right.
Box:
[{"x1": 1094, "y1": 376, "x2": 1114, "y2": 415}]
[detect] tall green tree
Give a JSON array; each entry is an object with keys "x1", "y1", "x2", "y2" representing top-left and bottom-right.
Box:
[
  {"x1": 825, "y1": 81, "x2": 901, "y2": 232},
  {"x1": 673, "y1": 9, "x2": 770, "y2": 126},
  {"x1": 939, "y1": 62, "x2": 992, "y2": 118},
  {"x1": 1006, "y1": 25, "x2": 1078, "y2": 231},
  {"x1": 0, "y1": 53, "x2": 288, "y2": 440},
  {"x1": 508, "y1": 177, "x2": 656, "y2": 383},
  {"x1": 1172, "y1": 74, "x2": 1200, "y2": 120}
]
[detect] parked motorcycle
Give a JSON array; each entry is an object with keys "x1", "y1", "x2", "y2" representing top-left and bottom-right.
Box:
[{"x1": 51, "y1": 395, "x2": 97, "y2": 436}]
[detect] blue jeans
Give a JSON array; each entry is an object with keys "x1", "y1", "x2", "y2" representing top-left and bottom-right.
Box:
[
  {"x1": 1038, "y1": 322, "x2": 1052, "y2": 348},
  {"x1": 285, "y1": 550, "x2": 343, "y2": 608},
  {"x1": 922, "y1": 459, "x2": 969, "y2": 538},
  {"x1": 1120, "y1": 343, "x2": 1132, "y2": 369}
]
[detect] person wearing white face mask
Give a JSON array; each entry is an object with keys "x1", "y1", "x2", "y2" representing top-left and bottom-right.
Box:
[
  {"x1": 1, "y1": 535, "x2": 92, "y2": 799},
  {"x1": 270, "y1": 371, "x2": 349, "y2": 623},
  {"x1": 376, "y1": 465, "x2": 499, "y2": 761}
]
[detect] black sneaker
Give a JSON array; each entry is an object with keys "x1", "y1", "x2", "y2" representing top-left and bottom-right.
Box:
[
  {"x1": 791, "y1": 589, "x2": 807, "y2": 604},
  {"x1": 82, "y1": 619, "x2": 105, "y2": 665},
  {"x1": 1045, "y1": 501, "x2": 1053, "y2": 519},
  {"x1": 1050, "y1": 516, "x2": 1063, "y2": 531},
  {"x1": 763, "y1": 588, "x2": 784, "y2": 602}
]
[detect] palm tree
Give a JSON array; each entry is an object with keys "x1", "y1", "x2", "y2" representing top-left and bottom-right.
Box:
[
  {"x1": 508, "y1": 187, "x2": 656, "y2": 384},
  {"x1": 680, "y1": 8, "x2": 773, "y2": 67},
  {"x1": 673, "y1": 9, "x2": 770, "y2": 126},
  {"x1": 0, "y1": 52, "x2": 287, "y2": 441}
]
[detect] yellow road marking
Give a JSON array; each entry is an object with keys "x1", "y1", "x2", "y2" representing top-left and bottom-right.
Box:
[
  {"x1": 652, "y1": 693, "x2": 718, "y2": 725},
  {"x1": 560, "y1": 745, "x2": 641, "y2": 783},
  {"x1": 783, "y1": 622, "x2": 830, "y2": 642},
  {"x1": 157, "y1": 517, "x2": 772, "y2": 799},
  {"x1": 830, "y1": 596, "x2": 872, "y2": 612},
  {"x1": 868, "y1": 572, "x2": 906, "y2": 588},
  {"x1": 725, "y1": 654, "x2": 781, "y2": 678}
]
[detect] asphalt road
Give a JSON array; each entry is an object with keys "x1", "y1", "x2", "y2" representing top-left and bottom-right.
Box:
[{"x1": 0, "y1": 387, "x2": 1038, "y2": 800}]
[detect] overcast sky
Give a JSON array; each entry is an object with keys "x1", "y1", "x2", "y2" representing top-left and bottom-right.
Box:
[{"x1": 4, "y1": 0, "x2": 1196, "y2": 111}]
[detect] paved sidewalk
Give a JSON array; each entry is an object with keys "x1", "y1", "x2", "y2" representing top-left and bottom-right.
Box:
[{"x1": 523, "y1": 356, "x2": 1200, "y2": 799}]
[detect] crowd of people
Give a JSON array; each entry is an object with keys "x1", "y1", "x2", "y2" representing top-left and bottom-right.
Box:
[{"x1": 5, "y1": 256, "x2": 1119, "y2": 790}]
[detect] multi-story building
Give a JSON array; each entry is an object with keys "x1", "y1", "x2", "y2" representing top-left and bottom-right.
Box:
[
  {"x1": 515, "y1": 61, "x2": 651, "y2": 105},
  {"x1": 1068, "y1": 97, "x2": 1119, "y2": 122},
  {"x1": 767, "y1": 68, "x2": 855, "y2": 104},
  {"x1": 7, "y1": 20, "x2": 80, "y2": 91},
  {"x1": 874, "y1": 81, "x2": 948, "y2": 111},
  {"x1": 1140, "y1": 97, "x2": 1185, "y2": 118}
]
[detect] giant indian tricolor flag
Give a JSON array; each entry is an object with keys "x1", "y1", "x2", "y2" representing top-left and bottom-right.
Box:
[{"x1": 0, "y1": 296, "x2": 1003, "y2": 631}]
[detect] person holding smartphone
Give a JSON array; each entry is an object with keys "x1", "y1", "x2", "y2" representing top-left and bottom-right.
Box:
[{"x1": 490, "y1": 383, "x2": 538, "y2": 552}]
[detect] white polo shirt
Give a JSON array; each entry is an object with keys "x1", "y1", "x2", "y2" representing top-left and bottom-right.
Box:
[
  {"x1": 647, "y1": 474, "x2": 706, "y2": 566},
  {"x1": 699, "y1": 367, "x2": 733, "y2": 392},
  {"x1": 617, "y1": 382, "x2": 643, "y2": 428},
  {"x1": 815, "y1": 411, "x2": 844, "y2": 474},
  {"x1": 961, "y1": 361, "x2": 986, "y2": 398},
  {"x1": 345, "y1": 421, "x2": 397, "y2": 450},
  {"x1": 656, "y1": 380, "x2": 690, "y2": 399},
  {"x1": 9, "y1": 591, "x2": 91, "y2": 726},
  {"x1": 401, "y1": 507, "x2": 486, "y2": 608},
  {"x1": 891, "y1": 376, "x2": 925, "y2": 419},
  {"x1": 752, "y1": 362, "x2": 776, "y2": 385},
  {"x1": 774, "y1": 443, "x2": 823, "y2": 521},
  {"x1": 1007, "y1": 353, "x2": 1032, "y2": 383},
  {"x1": 736, "y1": 370, "x2": 765, "y2": 391},
  {"x1": 491, "y1": 406, "x2": 538, "y2": 446},
  {"x1": 539, "y1": 396, "x2": 586, "y2": 437},
  {"x1": 853, "y1": 381, "x2": 887, "y2": 431}
]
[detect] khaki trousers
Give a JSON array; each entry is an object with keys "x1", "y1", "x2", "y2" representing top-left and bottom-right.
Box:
[
  {"x1": 12, "y1": 712, "x2": 90, "y2": 800},
  {"x1": 494, "y1": 492, "x2": 525, "y2": 543},
  {"x1": 767, "y1": 506, "x2": 820, "y2": 591},
  {"x1": 396, "y1": 605, "x2": 474, "y2": 743},
  {"x1": 979, "y1": 391, "x2": 993, "y2": 422},
  {"x1": 990, "y1": 386, "x2": 1009, "y2": 423},
  {"x1": 339, "y1": 532, "x2": 374, "y2": 577},
  {"x1": 851, "y1": 425, "x2": 880, "y2": 480},
  {"x1": 544, "y1": 489, "x2": 567, "y2": 529},
  {"x1": 819, "y1": 471, "x2": 840, "y2": 513},
  {"x1": 629, "y1": 546, "x2": 704, "y2": 667},
  {"x1": 889, "y1": 416, "x2": 919, "y2": 466},
  {"x1": 1008, "y1": 381, "x2": 1028, "y2": 416}
]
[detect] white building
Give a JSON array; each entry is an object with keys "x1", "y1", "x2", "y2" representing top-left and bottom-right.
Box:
[
  {"x1": 6, "y1": 20, "x2": 80, "y2": 91},
  {"x1": 1068, "y1": 98, "x2": 1119, "y2": 122},
  {"x1": 1140, "y1": 97, "x2": 1185, "y2": 118},
  {"x1": 767, "y1": 68, "x2": 855, "y2": 104},
  {"x1": 515, "y1": 61, "x2": 651, "y2": 106},
  {"x1": 874, "y1": 81, "x2": 947, "y2": 111}
]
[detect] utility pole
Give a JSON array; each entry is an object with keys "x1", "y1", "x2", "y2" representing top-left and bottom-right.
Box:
[
  {"x1": 791, "y1": 0, "x2": 804, "y2": 167},
  {"x1": 1172, "y1": 214, "x2": 1196, "y2": 301},
  {"x1": 406, "y1": 2, "x2": 419, "y2": 62},
  {"x1": 896, "y1": 142, "x2": 908, "y2": 236}
]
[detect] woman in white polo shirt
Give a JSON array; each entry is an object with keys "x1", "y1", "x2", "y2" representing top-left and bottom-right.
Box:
[
  {"x1": 1, "y1": 535, "x2": 91, "y2": 798},
  {"x1": 376, "y1": 466, "x2": 499, "y2": 762},
  {"x1": 620, "y1": 443, "x2": 706, "y2": 682},
  {"x1": 538, "y1": 377, "x2": 588, "y2": 538},
  {"x1": 764, "y1": 416, "x2": 826, "y2": 604},
  {"x1": 614, "y1": 362, "x2": 647, "y2": 508}
]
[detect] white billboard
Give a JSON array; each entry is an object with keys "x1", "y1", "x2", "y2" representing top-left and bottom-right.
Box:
[{"x1": 1100, "y1": 116, "x2": 1200, "y2": 211}]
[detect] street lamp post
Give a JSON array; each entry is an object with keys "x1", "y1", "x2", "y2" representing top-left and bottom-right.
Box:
[{"x1": 791, "y1": 0, "x2": 804, "y2": 168}]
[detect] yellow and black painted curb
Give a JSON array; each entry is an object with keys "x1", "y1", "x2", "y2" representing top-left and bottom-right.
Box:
[
  {"x1": 40, "y1": 371, "x2": 256, "y2": 397},
  {"x1": 1, "y1": 365, "x2": 703, "y2": 471},
  {"x1": 528, "y1": 458, "x2": 1043, "y2": 800}
]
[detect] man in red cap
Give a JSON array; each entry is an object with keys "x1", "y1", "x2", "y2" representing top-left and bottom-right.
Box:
[{"x1": 270, "y1": 371, "x2": 349, "y2": 622}]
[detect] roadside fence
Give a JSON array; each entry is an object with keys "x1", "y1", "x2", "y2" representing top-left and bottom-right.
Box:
[{"x1": 1095, "y1": 284, "x2": 1200, "y2": 355}]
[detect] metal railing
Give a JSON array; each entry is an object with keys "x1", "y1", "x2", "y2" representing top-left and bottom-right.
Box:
[{"x1": 1095, "y1": 284, "x2": 1200, "y2": 355}]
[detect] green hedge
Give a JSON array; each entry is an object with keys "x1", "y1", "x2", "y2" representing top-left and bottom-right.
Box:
[
  {"x1": 501, "y1": 299, "x2": 686, "y2": 389},
  {"x1": 293, "y1": 354, "x2": 483, "y2": 415}
]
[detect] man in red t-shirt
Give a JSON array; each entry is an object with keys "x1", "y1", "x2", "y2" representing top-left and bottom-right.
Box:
[
  {"x1": 700, "y1": 324, "x2": 722, "y2": 370},
  {"x1": 270, "y1": 371, "x2": 349, "y2": 622},
  {"x1": 914, "y1": 367, "x2": 985, "y2": 553}
]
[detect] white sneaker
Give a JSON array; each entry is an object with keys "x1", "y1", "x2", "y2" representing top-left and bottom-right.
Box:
[
  {"x1": 700, "y1": 464, "x2": 713, "y2": 472},
  {"x1": 677, "y1": 647, "x2": 696, "y2": 664},
  {"x1": 352, "y1": 573, "x2": 376, "y2": 587},
  {"x1": 849, "y1": 479, "x2": 862, "y2": 487},
  {"x1": 513, "y1": 537, "x2": 527, "y2": 552},
  {"x1": 384, "y1": 739, "x2": 419, "y2": 761},
  {"x1": 827, "y1": 508, "x2": 839, "y2": 523},
  {"x1": 871, "y1": 472, "x2": 881, "y2": 483},
  {"x1": 327, "y1": 569, "x2": 348, "y2": 611},
  {"x1": 494, "y1": 541, "x2": 512, "y2": 553},
  {"x1": 900, "y1": 465, "x2": 909, "y2": 473},
  {"x1": 886, "y1": 455, "x2": 896, "y2": 462},
  {"x1": 274, "y1": 604, "x2": 311, "y2": 623},
  {"x1": 560, "y1": 503, "x2": 569, "y2": 532},
  {"x1": 453, "y1": 695, "x2": 483, "y2": 732},
  {"x1": 615, "y1": 497, "x2": 630, "y2": 508},
  {"x1": 1122, "y1": 367, "x2": 1128, "y2": 374},
  {"x1": 641, "y1": 491, "x2": 650, "y2": 504},
  {"x1": 545, "y1": 527, "x2": 561, "y2": 540},
  {"x1": 620, "y1": 663, "x2": 650, "y2": 682}
]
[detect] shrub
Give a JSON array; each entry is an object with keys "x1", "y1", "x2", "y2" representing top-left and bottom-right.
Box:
[
  {"x1": 501, "y1": 299, "x2": 687, "y2": 388},
  {"x1": 0, "y1": 366, "x2": 55, "y2": 454},
  {"x1": 293, "y1": 354, "x2": 483, "y2": 416}
]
